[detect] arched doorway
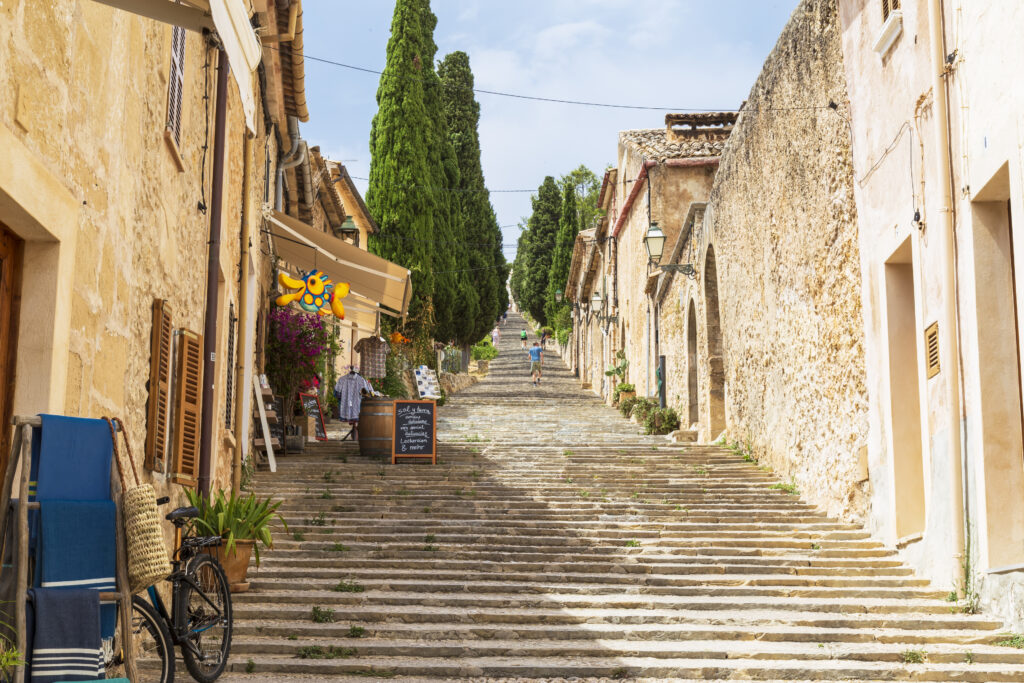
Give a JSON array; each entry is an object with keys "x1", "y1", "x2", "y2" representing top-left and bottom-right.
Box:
[
  {"x1": 704, "y1": 246, "x2": 726, "y2": 436},
  {"x1": 686, "y1": 299, "x2": 699, "y2": 427}
]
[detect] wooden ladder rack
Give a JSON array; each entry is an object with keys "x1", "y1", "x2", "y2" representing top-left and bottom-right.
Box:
[{"x1": 0, "y1": 416, "x2": 138, "y2": 683}]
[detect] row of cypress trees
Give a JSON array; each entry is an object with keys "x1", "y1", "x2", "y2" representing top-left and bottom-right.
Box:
[
  {"x1": 510, "y1": 166, "x2": 601, "y2": 329},
  {"x1": 366, "y1": 0, "x2": 508, "y2": 346}
]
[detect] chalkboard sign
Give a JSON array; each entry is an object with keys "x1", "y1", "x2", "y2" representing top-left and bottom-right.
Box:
[
  {"x1": 392, "y1": 400, "x2": 437, "y2": 464},
  {"x1": 298, "y1": 392, "x2": 327, "y2": 441}
]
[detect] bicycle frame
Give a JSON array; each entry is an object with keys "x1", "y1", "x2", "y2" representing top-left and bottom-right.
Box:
[{"x1": 145, "y1": 553, "x2": 228, "y2": 660}]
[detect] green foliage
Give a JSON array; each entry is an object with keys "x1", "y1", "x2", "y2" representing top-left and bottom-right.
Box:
[
  {"x1": 556, "y1": 328, "x2": 569, "y2": 347},
  {"x1": 545, "y1": 182, "x2": 579, "y2": 325},
  {"x1": 438, "y1": 51, "x2": 508, "y2": 343},
  {"x1": 630, "y1": 398, "x2": 658, "y2": 422},
  {"x1": 770, "y1": 480, "x2": 800, "y2": 495},
  {"x1": 605, "y1": 350, "x2": 629, "y2": 380},
  {"x1": 334, "y1": 580, "x2": 365, "y2": 593},
  {"x1": 298, "y1": 645, "x2": 356, "y2": 659},
  {"x1": 184, "y1": 488, "x2": 287, "y2": 566},
  {"x1": 558, "y1": 164, "x2": 603, "y2": 231},
  {"x1": 471, "y1": 338, "x2": 499, "y2": 361},
  {"x1": 612, "y1": 383, "x2": 635, "y2": 404},
  {"x1": 512, "y1": 177, "x2": 562, "y2": 323},
  {"x1": 265, "y1": 308, "x2": 331, "y2": 438},
  {"x1": 619, "y1": 396, "x2": 640, "y2": 418},
  {"x1": 381, "y1": 354, "x2": 409, "y2": 399},
  {"x1": 311, "y1": 606, "x2": 335, "y2": 623},
  {"x1": 899, "y1": 649, "x2": 926, "y2": 664},
  {"x1": 996, "y1": 634, "x2": 1024, "y2": 648},
  {"x1": 347, "y1": 626, "x2": 367, "y2": 638},
  {"x1": 644, "y1": 408, "x2": 680, "y2": 435}
]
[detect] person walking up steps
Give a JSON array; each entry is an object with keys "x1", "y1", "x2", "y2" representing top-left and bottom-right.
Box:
[
  {"x1": 520, "y1": 329, "x2": 528, "y2": 349},
  {"x1": 527, "y1": 341, "x2": 544, "y2": 385}
]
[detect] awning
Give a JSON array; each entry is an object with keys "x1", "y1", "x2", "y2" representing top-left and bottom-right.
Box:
[
  {"x1": 264, "y1": 209, "x2": 411, "y2": 320},
  {"x1": 91, "y1": 0, "x2": 260, "y2": 134}
]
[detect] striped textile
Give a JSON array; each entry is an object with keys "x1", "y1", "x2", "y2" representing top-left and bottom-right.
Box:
[{"x1": 27, "y1": 589, "x2": 103, "y2": 682}]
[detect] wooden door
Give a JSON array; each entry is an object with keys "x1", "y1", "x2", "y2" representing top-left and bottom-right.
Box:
[{"x1": 0, "y1": 223, "x2": 22, "y2": 481}]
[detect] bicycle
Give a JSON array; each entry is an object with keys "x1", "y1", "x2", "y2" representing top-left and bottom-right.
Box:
[{"x1": 107, "y1": 496, "x2": 233, "y2": 682}]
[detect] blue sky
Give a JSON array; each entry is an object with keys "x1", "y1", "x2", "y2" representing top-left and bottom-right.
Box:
[{"x1": 299, "y1": 1, "x2": 799, "y2": 260}]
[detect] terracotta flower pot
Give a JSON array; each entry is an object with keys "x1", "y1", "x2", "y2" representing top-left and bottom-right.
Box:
[
  {"x1": 619, "y1": 391, "x2": 636, "y2": 402},
  {"x1": 213, "y1": 539, "x2": 254, "y2": 593}
]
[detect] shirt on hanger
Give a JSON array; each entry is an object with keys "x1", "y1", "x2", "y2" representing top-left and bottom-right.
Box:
[
  {"x1": 334, "y1": 372, "x2": 373, "y2": 421},
  {"x1": 354, "y1": 336, "x2": 390, "y2": 378}
]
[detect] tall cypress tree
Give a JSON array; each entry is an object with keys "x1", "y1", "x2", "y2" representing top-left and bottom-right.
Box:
[
  {"x1": 438, "y1": 50, "x2": 506, "y2": 344},
  {"x1": 545, "y1": 183, "x2": 578, "y2": 325},
  {"x1": 521, "y1": 176, "x2": 561, "y2": 325}
]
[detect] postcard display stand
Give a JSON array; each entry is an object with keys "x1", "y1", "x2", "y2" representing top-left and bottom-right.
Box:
[
  {"x1": 0, "y1": 416, "x2": 137, "y2": 683},
  {"x1": 414, "y1": 366, "x2": 442, "y2": 399}
]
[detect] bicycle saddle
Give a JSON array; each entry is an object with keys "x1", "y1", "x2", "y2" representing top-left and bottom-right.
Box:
[{"x1": 166, "y1": 506, "x2": 199, "y2": 522}]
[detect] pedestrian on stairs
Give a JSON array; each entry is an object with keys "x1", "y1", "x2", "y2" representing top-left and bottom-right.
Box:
[
  {"x1": 527, "y1": 341, "x2": 543, "y2": 385},
  {"x1": 491, "y1": 326, "x2": 500, "y2": 346},
  {"x1": 520, "y1": 329, "x2": 528, "y2": 349}
]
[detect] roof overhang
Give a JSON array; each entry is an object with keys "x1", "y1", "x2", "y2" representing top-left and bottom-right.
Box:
[
  {"x1": 264, "y1": 209, "x2": 411, "y2": 321},
  {"x1": 92, "y1": 0, "x2": 260, "y2": 134}
]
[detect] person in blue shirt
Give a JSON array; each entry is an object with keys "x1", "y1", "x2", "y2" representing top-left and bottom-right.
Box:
[{"x1": 527, "y1": 341, "x2": 544, "y2": 385}]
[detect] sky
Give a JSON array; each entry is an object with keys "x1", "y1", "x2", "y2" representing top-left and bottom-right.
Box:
[{"x1": 299, "y1": 1, "x2": 800, "y2": 261}]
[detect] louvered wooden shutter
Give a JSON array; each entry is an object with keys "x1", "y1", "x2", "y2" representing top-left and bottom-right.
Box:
[
  {"x1": 145, "y1": 299, "x2": 173, "y2": 472},
  {"x1": 925, "y1": 322, "x2": 940, "y2": 379},
  {"x1": 882, "y1": 0, "x2": 900, "y2": 21},
  {"x1": 172, "y1": 329, "x2": 203, "y2": 487},
  {"x1": 166, "y1": 26, "x2": 186, "y2": 146}
]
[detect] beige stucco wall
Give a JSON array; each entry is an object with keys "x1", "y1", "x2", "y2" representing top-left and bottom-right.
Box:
[
  {"x1": 667, "y1": 0, "x2": 869, "y2": 522},
  {"x1": 0, "y1": 0, "x2": 272, "y2": 500},
  {"x1": 840, "y1": 0, "x2": 1024, "y2": 627}
]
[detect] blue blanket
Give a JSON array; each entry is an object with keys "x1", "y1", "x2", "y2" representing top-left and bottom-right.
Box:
[
  {"x1": 30, "y1": 415, "x2": 113, "y2": 501},
  {"x1": 35, "y1": 501, "x2": 117, "y2": 640},
  {"x1": 26, "y1": 588, "x2": 103, "y2": 682}
]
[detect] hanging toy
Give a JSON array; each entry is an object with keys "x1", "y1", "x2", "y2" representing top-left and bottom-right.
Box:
[{"x1": 276, "y1": 270, "x2": 349, "y2": 319}]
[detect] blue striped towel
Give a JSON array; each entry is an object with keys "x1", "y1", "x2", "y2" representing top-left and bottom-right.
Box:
[
  {"x1": 26, "y1": 588, "x2": 103, "y2": 682},
  {"x1": 30, "y1": 415, "x2": 113, "y2": 501},
  {"x1": 35, "y1": 501, "x2": 117, "y2": 640}
]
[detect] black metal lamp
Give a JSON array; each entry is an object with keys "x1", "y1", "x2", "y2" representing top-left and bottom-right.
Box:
[{"x1": 555, "y1": 289, "x2": 563, "y2": 303}]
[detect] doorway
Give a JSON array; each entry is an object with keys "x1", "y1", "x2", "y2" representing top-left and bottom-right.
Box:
[
  {"x1": 704, "y1": 246, "x2": 726, "y2": 436},
  {"x1": 884, "y1": 237, "x2": 925, "y2": 538},
  {"x1": 0, "y1": 223, "x2": 23, "y2": 480},
  {"x1": 687, "y1": 299, "x2": 699, "y2": 427}
]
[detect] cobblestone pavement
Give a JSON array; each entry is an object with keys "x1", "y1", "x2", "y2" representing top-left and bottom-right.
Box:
[{"x1": 221, "y1": 312, "x2": 1024, "y2": 682}]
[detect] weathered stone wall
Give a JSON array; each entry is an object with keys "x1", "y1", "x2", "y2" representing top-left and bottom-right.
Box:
[
  {"x1": 0, "y1": 1, "x2": 270, "y2": 498},
  {"x1": 670, "y1": 0, "x2": 869, "y2": 520}
]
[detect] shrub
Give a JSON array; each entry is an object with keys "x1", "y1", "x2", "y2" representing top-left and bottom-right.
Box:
[
  {"x1": 644, "y1": 407, "x2": 680, "y2": 435},
  {"x1": 613, "y1": 382, "x2": 635, "y2": 404},
  {"x1": 556, "y1": 328, "x2": 569, "y2": 347},
  {"x1": 631, "y1": 398, "x2": 658, "y2": 422},
  {"x1": 471, "y1": 338, "x2": 499, "y2": 361},
  {"x1": 619, "y1": 396, "x2": 640, "y2": 418}
]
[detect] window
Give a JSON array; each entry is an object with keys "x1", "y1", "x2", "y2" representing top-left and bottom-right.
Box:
[
  {"x1": 145, "y1": 299, "x2": 172, "y2": 473},
  {"x1": 166, "y1": 26, "x2": 186, "y2": 147},
  {"x1": 882, "y1": 0, "x2": 900, "y2": 22}
]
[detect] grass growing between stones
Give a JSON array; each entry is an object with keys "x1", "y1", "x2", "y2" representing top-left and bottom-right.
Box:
[
  {"x1": 347, "y1": 626, "x2": 366, "y2": 638},
  {"x1": 308, "y1": 512, "x2": 328, "y2": 527},
  {"x1": 297, "y1": 646, "x2": 357, "y2": 659},
  {"x1": 900, "y1": 649, "x2": 927, "y2": 664},
  {"x1": 329, "y1": 542, "x2": 350, "y2": 552},
  {"x1": 311, "y1": 606, "x2": 335, "y2": 623},
  {"x1": 292, "y1": 532, "x2": 305, "y2": 541},
  {"x1": 334, "y1": 580, "x2": 365, "y2": 593},
  {"x1": 625, "y1": 540, "x2": 641, "y2": 548},
  {"x1": 770, "y1": 480, "x2": 799, "y2": 495},
  {"x1": 996, "y1": 634, "x2": 1024, "y2": 648}
]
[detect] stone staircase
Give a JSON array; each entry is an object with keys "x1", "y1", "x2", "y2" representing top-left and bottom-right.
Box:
[{"x1": 221, "y1": 313, "x2": 1024, "y2": 681}]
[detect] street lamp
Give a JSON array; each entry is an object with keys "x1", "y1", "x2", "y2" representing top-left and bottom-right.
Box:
[
  {"x1": 644, "y1": 222, "x2": 666, "y2": 265},
  {"x1": 591, "y1": 291, "x2": 603, "y2": 314},
  {"x1": 555, "y1": 289, "x2": 563, "y2": 303}
]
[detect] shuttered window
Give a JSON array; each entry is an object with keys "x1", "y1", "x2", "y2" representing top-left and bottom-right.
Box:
[
  {"x1": 166, "y1": 26, "x2": 186, "y2": 147},
  {"x1": 225, "y1": 304, "x2": 236, "y2": 429},
  {"x1": 172, "y1": 329, "x2": 203, "y2": 487},
  {"x1": 925, "y1": 321, "x2": 940, "y2": 379},
  {"x1": 882, "y1": 0, "x2": 901, "y2": 21},
  {"x1": 145, "y1": 299, "x2": 173, "y2": 473}
]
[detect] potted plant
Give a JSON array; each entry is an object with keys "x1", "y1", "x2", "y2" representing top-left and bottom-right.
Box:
[
  {"x1": 614, "y1": 383, "x2": 636, "y2": 404},
  {"x1": 184, "y1": 488, "x2": 287, "y2": 593},
  {"x1": 605, "y1": 351, "x2": 629, "y2": 404}
]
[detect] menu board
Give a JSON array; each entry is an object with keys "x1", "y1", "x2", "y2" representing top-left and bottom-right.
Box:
[
  {"x1": 392, "y1": 400, "x2": 436, "y2": 464},
  {"x1": 298, "y1": 392, "x2": 327, "y2": 441}
]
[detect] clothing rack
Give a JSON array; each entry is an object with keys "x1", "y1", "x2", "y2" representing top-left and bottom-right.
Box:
[{"x1": 0, "y1": 416, "x2": 137, "y2": 683}]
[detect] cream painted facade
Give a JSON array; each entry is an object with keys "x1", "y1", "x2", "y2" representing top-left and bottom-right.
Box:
[{"x1": 839, "y1": 0, "x2": 1024, "y2": 626}]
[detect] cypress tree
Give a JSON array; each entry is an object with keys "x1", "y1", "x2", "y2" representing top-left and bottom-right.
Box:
[
  {"x1": 438, "y1": 50, "x2": 506, "y2": 344},
  {"x1": 520, "y1": 176, "x2": 561, "y2": 324},
  {"x1": 545, "y1": 183, "x2": 578, "y2": 325}
]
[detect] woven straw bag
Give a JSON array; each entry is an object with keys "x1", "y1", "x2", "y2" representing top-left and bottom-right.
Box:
[{"x1": 105, "y1": 417, "x2": 172, "y2": 594}]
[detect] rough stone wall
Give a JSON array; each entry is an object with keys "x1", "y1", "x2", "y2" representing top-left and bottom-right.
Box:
[
  {"x1": 688, "y1": 0, "x2": 869, "y2": 520},
  {"x1": 0, "y1": 1, "x2": 269, "y2": 497}
]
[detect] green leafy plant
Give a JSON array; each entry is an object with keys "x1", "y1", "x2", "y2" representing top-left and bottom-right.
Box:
[
  {"x1": 612, "y1": 382, "x2": 635, "y2": 404},
  {"x1": 311, "y1": 606, "x2": 335, "y2": 623},
  {"x1": 604, "y1": 349, "x2": 629, "y2": 381},
  {"x1": 644, "y1": 407, "x2": 680, "y2": 435},
  {"x1": 630, "y1": 398, "x2": 658, "y2": 423},
  {"x1": 900, "y1": 649, "x2": 926, "y2": 664},
  {"x1": 770, "y1": 480, "x2": 799, "y2": 495},
  {"x1": 329, "y1": 542, "x2": 350, "y2": 552},
  {"x1": 471, "y1": 337, "x2": 500, "y2": 361},
  {"x1": 347, "y1": 625, "x2": 366, "y2": 638},
  {"x1": 996, "y1": 633, "x2": 1024, "y2": 648},
  {"x1": 292, "y1": 532, "x2": 305, "y2": 542},
  {"x1": 619, "y1": 396, "x2": 640, "y2": 418},
  {"x1": 625, "y1": 539, "x2": 641, "y2": 548},
  {"x1": 297, "y1": 645, "x2": 356, "y2": 659},
  {"x1": 308, "y1": 511, "x2": 328, "y2": 527},
  {"x1": 334, "y1": 580, "x2": 365, "y2": 593},
  {"x1": 184, "y1": 488, "x2": 287, "y2": 565},
  {"x1": 245, "y1": 659, "x2": 255, "y2": 673}
]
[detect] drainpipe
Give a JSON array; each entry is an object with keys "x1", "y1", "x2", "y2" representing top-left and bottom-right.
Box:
[
  {"x1": 198, "y1": 48, "x2": 230, "y2": 496},
  {"x1": 232, "y1": 134, "x2": 254, "y2": 493},
  {"x1": 275, "y1": 115, "x2": 304, "y2": 211},
  {"x1": 299, "y1": 141, "x2": 314, "y2": 210},
  {"x1": 926, "y1": 0, "x2": 966, "y2": 592}
]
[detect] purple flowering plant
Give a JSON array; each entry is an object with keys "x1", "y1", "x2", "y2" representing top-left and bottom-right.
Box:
[{"x1": 265, "y1": 307, "x2": 331, "y2": 444}]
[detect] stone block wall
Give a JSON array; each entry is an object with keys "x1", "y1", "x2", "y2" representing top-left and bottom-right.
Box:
[{"x1": 665, "y1": 0, "x2": 870, "y2": 521}]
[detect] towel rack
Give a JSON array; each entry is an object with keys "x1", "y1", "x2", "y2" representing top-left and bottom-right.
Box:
[{"x1": 0, "y1": 416, "x2": 138, "y2": 683}]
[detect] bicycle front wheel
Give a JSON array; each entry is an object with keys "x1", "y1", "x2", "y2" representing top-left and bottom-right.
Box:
[{"x1": 181, "y1": 553, "x2": 233, "y2": 682}]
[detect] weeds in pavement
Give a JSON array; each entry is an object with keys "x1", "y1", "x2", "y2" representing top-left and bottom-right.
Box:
[
  {"x1": 347, "y1": 626, "x2": 366, "y2": 638},
  {"x1": 900, "y1": 649, "x2": 926, "y2": 664},
  {"x1": 311, "y1": 606, "x2": 335, "y2": 623},
  {"x1": 333, "y1": 580, "x2": 365, "y2": 593},
  {"x1": 297, "y1": 645, "x2": 356, "y2": 659},
  {"x1": 329, "y1": 542, "x2": 350, "y2": 552}
]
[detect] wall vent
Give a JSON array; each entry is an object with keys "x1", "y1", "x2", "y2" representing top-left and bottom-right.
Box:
[{"x1": 925, "y1": 322, "x2": 940, "y2": 379}]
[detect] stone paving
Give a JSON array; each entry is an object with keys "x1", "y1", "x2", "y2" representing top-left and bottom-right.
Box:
[{"x1": 221, "y1": 312, "x2": 1024, "y2": 681}]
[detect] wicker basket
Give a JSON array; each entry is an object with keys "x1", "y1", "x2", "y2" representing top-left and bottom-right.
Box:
[{"x1": 106, "y1": 417, "x2": 172, "y2": 594}]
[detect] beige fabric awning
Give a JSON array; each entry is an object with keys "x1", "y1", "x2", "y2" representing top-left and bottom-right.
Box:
[{"x1": 265, "y1": 209, "x2": 411, "y2": 320}]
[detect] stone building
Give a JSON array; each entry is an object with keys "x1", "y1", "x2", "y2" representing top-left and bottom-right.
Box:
[
  {"x1": 838, "y1": 0, "x2": 1024, "y2": 626},
  {"x1": 0, "y1": 0, "x2": 408, "y2": 507}
]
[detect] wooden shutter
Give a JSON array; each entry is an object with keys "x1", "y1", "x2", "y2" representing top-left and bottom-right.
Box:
[
  {"x1": 171, "y1": 329, "x2": 203, "y2": 487},
  {"x1": 882, "y1": 0, "x2": 900, "y2": 21},
  {"x1": 925, "y1": 322, "x2": 940, "y2": 379},
  {"x1": 224, "y1": 304, "x2": 236, "y2": 429},
  {"x1": 166, "y1": 26, "x2": 186, "y2": 146},
  {"x1": 145, "y1": 299, "x2": 173, "y2": 472}
]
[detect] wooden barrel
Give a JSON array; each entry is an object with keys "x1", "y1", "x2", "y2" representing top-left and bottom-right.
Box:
[{"x1": 359, "y1": 397, "x2": 395, "y2": 457}]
